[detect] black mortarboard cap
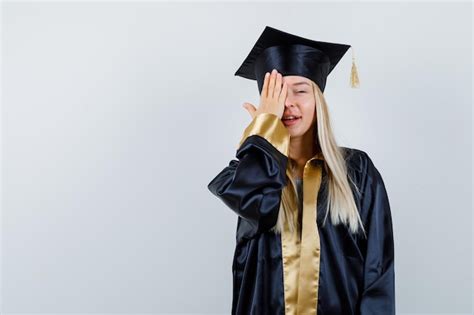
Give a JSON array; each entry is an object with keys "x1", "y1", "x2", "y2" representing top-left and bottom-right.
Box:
[{"x1": 234, "y1": 26, "x2": 360, "y2": 94}]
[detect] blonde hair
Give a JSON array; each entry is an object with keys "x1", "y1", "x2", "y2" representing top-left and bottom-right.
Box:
[{"x1": 270, "y1": 81, "x2": 367, "y2": 238}]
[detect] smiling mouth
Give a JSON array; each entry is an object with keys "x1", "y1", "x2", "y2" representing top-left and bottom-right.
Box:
[
  {"x1": 281, "y1": 116, "x2": 302, "y2": 121},
  {"x1": 281, "y1": 116, "x2": 302, "y2": 126}
]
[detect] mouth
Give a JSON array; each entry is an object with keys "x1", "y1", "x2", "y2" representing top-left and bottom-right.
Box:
[{"x1": 281, "y1": 116, "x2": 302, "y2": 127}]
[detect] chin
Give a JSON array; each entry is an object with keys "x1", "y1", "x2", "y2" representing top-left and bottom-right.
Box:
[{"x1": 288, "y1": 129, "x2": 303, "y2": 137}]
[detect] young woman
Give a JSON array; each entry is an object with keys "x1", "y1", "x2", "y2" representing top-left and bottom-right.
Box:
[{"x1": 208, "y1": 26, "x2": 395, "y2": 315}]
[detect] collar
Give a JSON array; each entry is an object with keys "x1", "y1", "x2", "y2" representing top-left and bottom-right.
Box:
[{"x1": 309, "y1": 151, "x2": 324, "y2": 162}]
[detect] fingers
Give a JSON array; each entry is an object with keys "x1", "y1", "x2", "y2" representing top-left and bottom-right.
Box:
[
  {"x1": 278, "y1": 81, "x2": 288, "y2": 104},
  {"x1": 257, "y1": 69, "x2": 286, "y2": 119},
  {"x1": 274, "y1": 72, "x2": 282, "y2": 99},
  {"x1": 242, "y1": 102, "x2": 257, "y2": 118},
  {"x1": 268, "y1": 69, "x2": 277, "y2": 98},
  {"x1": 243, "y1": 102, "x2": 256, "y2": 112},
  {"x1": 261, "y1": 72, "x2": 270, "y2": 98},
  {"x1": 263, "y1": 69, "x2": 284, "y2": 99}
]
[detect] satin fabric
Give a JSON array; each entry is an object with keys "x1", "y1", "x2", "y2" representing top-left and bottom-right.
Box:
[
  {"x1": 254, "y1": 44, "x2": 331, "y2": 94},
  {"x1": 208, "y1": 133, "x2": 395, "y2": 314},
  {"x1": 233, "y1": 26, "x2": 352, "y2": 94}
]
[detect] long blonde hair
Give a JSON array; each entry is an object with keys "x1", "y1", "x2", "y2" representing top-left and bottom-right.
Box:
[{"x1": 270, "y1": 81, "x2": 367, "y2": 238}]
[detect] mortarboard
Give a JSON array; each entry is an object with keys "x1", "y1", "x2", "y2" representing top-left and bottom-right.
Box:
[{"x1": 234, "y1": 26, "x2": 360, "y2": 94}]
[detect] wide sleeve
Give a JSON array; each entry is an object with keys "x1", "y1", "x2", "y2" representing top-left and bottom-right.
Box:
[
  {"x1": 207, "y1": 113, "x2": 290, "y2": 238},
  {"x1": 358, "y1": 152, "x2": 396, "y2": 314}
]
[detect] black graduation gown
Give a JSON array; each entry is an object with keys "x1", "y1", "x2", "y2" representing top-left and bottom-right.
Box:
[{"x1": 207, "y1": 113, "x2": 396, "y2": 315}]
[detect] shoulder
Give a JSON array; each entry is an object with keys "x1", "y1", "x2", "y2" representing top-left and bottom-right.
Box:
[
  {"x1": 340, "y1": 146, "x2": 372, "y2": 171},
  {"x1": 339, "y1": 146, "x2": 384, "y2": 188},
  {"x1": 340, "y1": 147, "x2": 392, "y2": 226}
]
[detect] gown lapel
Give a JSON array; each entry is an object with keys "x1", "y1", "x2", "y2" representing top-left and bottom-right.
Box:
[{"x1": 281, "y1": 153, "x2": 324, "y2": 315}]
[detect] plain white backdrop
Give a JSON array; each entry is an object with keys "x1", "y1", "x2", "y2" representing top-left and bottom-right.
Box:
[{"x1": 1, "y1": 1, "x2": 472, "y2": 314}]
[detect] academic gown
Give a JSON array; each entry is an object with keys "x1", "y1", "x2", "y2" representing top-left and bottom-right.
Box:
[{"x1": 207, "y1": 113, "x2": 396, "y2": 315}]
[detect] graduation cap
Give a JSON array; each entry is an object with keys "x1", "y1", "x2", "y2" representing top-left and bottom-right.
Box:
[{"x1": 234, "y1": 26, "x2": 360, "y2": 93}]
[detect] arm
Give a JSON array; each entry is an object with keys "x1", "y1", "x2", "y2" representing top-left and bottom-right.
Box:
[
  {"x1": 359, "y1": 152, "x2": 396, "y2": 314},
  {"x1": 207, "y1": 112, "x2": 290, "y2": 238}
]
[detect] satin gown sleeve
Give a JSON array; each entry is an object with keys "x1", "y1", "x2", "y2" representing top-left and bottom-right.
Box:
[
  {"x1": 207, "y1": 112, "x2": 290, "y2": 239},
  {"x1": 358, "y1": 151, "x2": 396, "y2": 314}
]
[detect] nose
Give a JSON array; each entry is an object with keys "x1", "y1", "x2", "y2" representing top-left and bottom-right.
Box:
[{"x1": 284, "y1": 91, "x2": 295, "y2": 108}]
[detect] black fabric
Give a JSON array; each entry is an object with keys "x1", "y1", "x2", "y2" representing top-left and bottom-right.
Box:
[
  {"x1": 234, "y1": 26, "x2": 351, "y2": 93},
  {"x1": 207, "y1": 135, "x2": 396, "y2": 315}
]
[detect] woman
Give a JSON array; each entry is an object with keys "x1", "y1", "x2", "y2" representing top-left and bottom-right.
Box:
[{"x1": 207, "y1": 26, "x2": 395, "y2": 315}]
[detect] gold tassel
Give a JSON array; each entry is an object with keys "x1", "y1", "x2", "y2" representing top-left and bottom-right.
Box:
[{"x1": 350, "y1": 46, "x2": 360, "y2": 88}]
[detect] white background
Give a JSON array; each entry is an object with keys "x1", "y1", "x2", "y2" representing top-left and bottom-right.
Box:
[{"x1": 2, "y1": 1, "x2": 472, "y2": 314}]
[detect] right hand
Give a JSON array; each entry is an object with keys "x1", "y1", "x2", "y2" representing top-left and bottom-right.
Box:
[{"x1": 243, "y1": 69, "x2": 288, "y2": 120}]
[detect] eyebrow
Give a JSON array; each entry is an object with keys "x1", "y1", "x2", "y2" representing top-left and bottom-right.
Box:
[{"x1": 291, "y1": 82, "x2": 310, "y2": 87}]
